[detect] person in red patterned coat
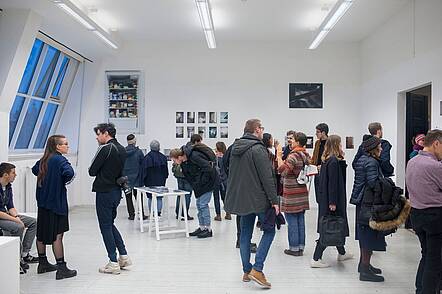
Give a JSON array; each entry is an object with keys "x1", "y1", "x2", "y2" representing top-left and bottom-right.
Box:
[{"x1": 276, "y1": 132, "x2": 311, "y2": 256}]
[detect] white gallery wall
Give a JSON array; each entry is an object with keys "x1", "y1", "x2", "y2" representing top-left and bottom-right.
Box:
[
  {"x1": 74, "y1": 40, "x2": 362, "y2": 206},
  {"x1": 359, "y1": 0, "x2": 442, "y2": 188}
]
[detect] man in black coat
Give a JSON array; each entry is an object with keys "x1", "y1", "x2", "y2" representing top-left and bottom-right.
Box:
[{"x1": 89, "y1": 123, "x2": 132, "y2": 275}]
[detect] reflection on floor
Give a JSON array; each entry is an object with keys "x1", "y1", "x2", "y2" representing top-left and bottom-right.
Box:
[{"x1": 20, "y1": 205, "x2": 420, "y2": 294}]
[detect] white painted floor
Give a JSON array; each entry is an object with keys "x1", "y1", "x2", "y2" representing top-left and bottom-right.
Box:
[{"x1": 20, "y1": 204, "x2": 420, "y2": 294}]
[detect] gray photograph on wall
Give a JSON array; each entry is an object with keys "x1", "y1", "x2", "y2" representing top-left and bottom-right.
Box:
[
  {"x1": 198, "y1": 112, "x2": 206, "y2": 124},
  {"x1": 187, "y1": 112, "x2": 195, "y2": 123},
  {"x1": 220, "y1": 126, "x2": 228, "y2": 138},
  {"x1": 209, "y1": 126, "x2": 217, "y2": 138},
  {"x1": 176, "y1": 126, "x2": 184, "y2": 138},
  {"x1": 220, "y1": 112, "x2": 228, "y2": 124},
  {"x1": 198, "y1": 126, "x2": 206, "y2": 138},
  {"x1": 187, "y1": 126, "x2": 195, "y2": 138},
  {"x1": 176, "y1": 112, "x2": 184, "y2": 123},
  {"x1": 289, "y1": 83, "x2": 323, "y2": 108},
  {"x1": 209, "y1": 112, "x2": 217, "y2": 123}
]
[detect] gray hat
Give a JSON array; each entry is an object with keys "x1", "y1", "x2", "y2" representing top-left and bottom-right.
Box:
[{"x1": 150, "y1": 140, "x2": 160, "y2": 151}]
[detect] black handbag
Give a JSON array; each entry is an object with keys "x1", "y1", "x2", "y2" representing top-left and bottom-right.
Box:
[{"x1": 319, "y1": 214, "x2": 346, "y2": 247}]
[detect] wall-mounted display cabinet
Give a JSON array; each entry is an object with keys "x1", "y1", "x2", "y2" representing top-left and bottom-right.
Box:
[{"x1": 106, "y1": 71, "x2": 144, "y2": 133}]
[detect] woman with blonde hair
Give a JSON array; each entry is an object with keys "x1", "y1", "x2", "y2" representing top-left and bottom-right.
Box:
[
  {"x1": 32, "y1": 135, "x2": 77, "y2": 280},
  {"x1": 311, "y1": 135, "x2": 353, "y2": 268}
]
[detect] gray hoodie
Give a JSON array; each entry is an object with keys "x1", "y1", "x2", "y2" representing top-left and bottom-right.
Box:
[{"x1": 224, "y1": 133, "x2": 278, "y2": 215}]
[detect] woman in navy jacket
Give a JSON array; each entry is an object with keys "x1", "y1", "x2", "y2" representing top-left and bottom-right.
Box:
[
  {"x1": 350, "y1": 136, "x2": 386, "y2": 283},
  {"x1": 32, "y1": 135, "x2": 76, "y2": 280}
]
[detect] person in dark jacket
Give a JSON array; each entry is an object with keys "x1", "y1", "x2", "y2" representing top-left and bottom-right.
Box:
[
  {"x1": 122, "y1": 134, "x2": 146, "y2": 220},
  {"x1": 0, "y1": 162, "x2": 38, "y2": 275},
  {"x1": 224, "y1": 119, "x2": 279, "y2": 289},
  {"x1": 170, "y1": 142, "x2": 217, "y2": 239},
  {"x1": 351, "y1": 136, "x2": 386, "y2": 283},
  {"x1": 282, "y1": 130, "x2": 295, "y2": 160},
  {"x1": 353, "y1": 123, "x2": 394, "y2": 177},
  {"x1": 143, "y1": 140, "x2": 169, "y2": 216},
  {"x1": 213, "y1": 141, "x2": 231, "y2": 221},
  {"x1": 32, "y1": 135, "x2": 76, "y2": 280},
  {"x1": 89, "y1": 123, "x2": 132, "y2": 275},
  {"x1": 172, "y1": 162, "x2": 194, "y2": 220},
  {"x1": 311, "y1": 135, "x2": 353, "y2": 268}
]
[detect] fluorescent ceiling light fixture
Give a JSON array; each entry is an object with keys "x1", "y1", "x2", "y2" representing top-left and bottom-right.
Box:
[
  {"x1": 93, "y1": 30, "x2": 118, "y2": 49},
  {"x1": 52, "y1": 0, "x2": 119, "y2": 49},
  {"x1": 195, "y1": 0, "x2": 216, "y2": 49},
  {"x1": 308, "y1": 0, "x2": 354, "y2": 50}
]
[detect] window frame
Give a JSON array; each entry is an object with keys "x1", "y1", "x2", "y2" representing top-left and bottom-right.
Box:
[{"x1": 9, "y1": 34, "x2": 81, "y2": 153}]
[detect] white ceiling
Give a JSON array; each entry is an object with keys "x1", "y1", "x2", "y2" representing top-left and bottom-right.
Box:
[{"x1": 0, "y1": 0, "x2": 411, "y2": 58}]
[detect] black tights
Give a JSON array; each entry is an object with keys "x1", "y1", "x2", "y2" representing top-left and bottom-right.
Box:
[
  {"x1": 37, "y1": 233, "x2": 64, "y2": 260},
  {"x1": 360, "y1": 247, "x2": 372, "y2": 266}
]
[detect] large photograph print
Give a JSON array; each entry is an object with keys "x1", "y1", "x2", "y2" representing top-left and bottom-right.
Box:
[{"x1": 289, "y1": 83, "x2": 323, "y2": 108}]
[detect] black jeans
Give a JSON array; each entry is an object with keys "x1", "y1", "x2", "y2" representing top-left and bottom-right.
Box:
[
  {"x1": 213, "y1": 184, "x2": 226, "y2": 215},
  {"x1": 126, "y1": 189, "x2": 144, "y2": 217},
  {"x1": 313, "y1": 240, "x2": 345, "y2": 261},
  {"x1": 96, "y1": 189, "x2": 127, "y2": 262},
  {"x1": 411, "y1": 207, "x2": 442, "y2": 294}
]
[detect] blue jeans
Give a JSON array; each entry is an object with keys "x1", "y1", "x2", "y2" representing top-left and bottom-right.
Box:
[
  {"x1": 196, "y1": 191, "x2": 212, "y2": 227},
  {"x1": 96, "y1": 189, "x2": 127, "y2": 262},
  {"x1": 175, "y1": 178, "x2": 192, "y2": 216},
  {"x1": 285, "y1": 212, "x2": 305, "y2": 251},
  {"x1": 147, "y1": 196, "x2": 163, "y2": 215},
  {"x1": 240, "y1": 212, "x2": 276, "y2": 273},
  {"x1": 213, "y1": 184, "x2": 226, "y2": 215}
]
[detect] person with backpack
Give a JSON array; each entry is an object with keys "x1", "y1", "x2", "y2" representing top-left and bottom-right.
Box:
[{"x1": 169, "y1": 142, "x2": 217, "y2": 238}]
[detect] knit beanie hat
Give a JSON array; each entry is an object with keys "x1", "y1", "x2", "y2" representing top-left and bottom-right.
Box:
[
  {"x1": 362, "y1": 136, "x2": 381, "y2": 152},
  {"x1": 415, "y1": 134, "x2": 425, "y2": 144}
]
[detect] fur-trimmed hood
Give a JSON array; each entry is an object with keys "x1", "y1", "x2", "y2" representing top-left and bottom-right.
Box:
[{"x1": 369, "y1": 198, "x2": 411, "y2": 231}]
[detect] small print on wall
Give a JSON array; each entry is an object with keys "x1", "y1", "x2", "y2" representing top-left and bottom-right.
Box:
[
  {"x1": 346, "y1": 136, "x2": 354, "y2": 149},
  {"x1": 198, "y1": 112, "x2": 206, "y2": 124},
  {"x1": 176, "y1": 126, "x2": 184, "y2": 138},
  {"x1": 209, "y1": 112, "x2": 217, "y2": 123},
  {"x1": 220, "y1": 112, "x2": 228, "y2": 124},
  {"x1": 187, "y1": 126, "x2": 195, "y2": 138},
  {"x1": 198, "y1": 126, "x2": 206, "y2": 138},
  {"x1": 209, "y1": 126, "x2": 217, "y2": 138},
  {"x1": 220, "y1": 126, "x2": 228, "y2": 138},
  {"x1": 306, "y1": 136, "x2": 314, "y2": 149},
  {"x1": 176, "y1": 112, "x2": 184, "y2": 123},
  {"x1": 187, "y1": 112, "x2": 195, "y2": 123},
  {"x1": 164, "y1": 149, "x2": 171, "y2": 161},
  {"x1": 289, "y1": 83, "x2": 323, "y2": 108}
]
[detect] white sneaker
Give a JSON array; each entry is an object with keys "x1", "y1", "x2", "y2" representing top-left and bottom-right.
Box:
[
  {"x1": 337, "y1": 252, "x2": 354, "y2": 262},
  {"x1": 118, "y1": 255, "x2": 133, "y2": 268},
  {"x1": 99, "y1": 261, "x2": 121, "y2": 274},
  {"x1": 310, "y1": 259, "x2": 330, "y2": 268}
]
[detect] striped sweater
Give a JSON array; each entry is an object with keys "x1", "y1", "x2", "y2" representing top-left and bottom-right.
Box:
[{"x1": 278, "y1": 148, "x2": 311, "y2": 213}]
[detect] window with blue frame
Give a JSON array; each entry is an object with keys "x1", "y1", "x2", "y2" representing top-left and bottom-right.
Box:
[{"x1": 9, "y1": 37, "x2": 80, "y2": 151}]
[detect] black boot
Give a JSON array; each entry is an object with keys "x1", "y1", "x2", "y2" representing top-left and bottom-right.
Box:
[
  {"x1": 357, "y1": 262, "x2": 382, "y2": 274},
  {"x1": 56, "y1": 262, "x2": 77, "y2": 280},
  {"x1": 37, "y1": 259, "x2": 57, "y2": 274},
  {"x1": 359, "y1": 264, "x2": 384, "y2": 282}
]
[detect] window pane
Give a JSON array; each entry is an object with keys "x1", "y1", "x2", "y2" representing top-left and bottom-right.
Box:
[
  {"x1": 51, "y1": 57, "x2": 70, "y2": 98},
  {"x1": 9, "y1": 96, "x2": 26, "y2": 143},
  {"x1": 17, "y1": 39, "x2": 44, "y2": 94},
  {"x1": 15, "y1": 99, "x2": 43, "y2": 149},
  {"x1": 33, "y1": 103, "x2": 58, "y2": 149},
  {"x1": 33, "y1": 46, "x2": 60, "y2": 98}
]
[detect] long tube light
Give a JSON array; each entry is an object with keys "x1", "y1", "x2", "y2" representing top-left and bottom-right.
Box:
[
  {"x1": 52, "y1": 0, "x2": 119, "y2": 49},
  {"x1": 195, "y1": 0, "x2": 216, "y2": 49},
  {"x1": 309, "y1": 0, "x2": 354, "y2": 50}
]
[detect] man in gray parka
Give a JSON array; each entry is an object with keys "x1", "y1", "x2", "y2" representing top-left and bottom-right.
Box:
[{"x1": 225, "y1": 119, "x2": 279, "y2": 289}]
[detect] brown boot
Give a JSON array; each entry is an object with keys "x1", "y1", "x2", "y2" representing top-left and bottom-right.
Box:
[
  {"x1": 248, "y1": 269, "x2": 271, "y2": 289},
  {"x1": 214, "y1": 214, "x2": 222, "y2": 221},
  {"x1": 242, "y1": 272, "x2": 251, "y2": 282},
  {"x1": 225, "y1": 213, "x2": 232, "y2": 220}
]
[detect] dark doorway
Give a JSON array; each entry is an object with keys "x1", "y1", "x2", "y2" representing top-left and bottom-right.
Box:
[{"x1": 405, "y1": 85, "x2": 431, "y2": 164}]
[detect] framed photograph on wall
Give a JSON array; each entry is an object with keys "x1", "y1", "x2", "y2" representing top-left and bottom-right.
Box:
[
  {"x1": 198, "y1": 112, "x2": 206, "y2": 124},
  {"x1": 209, "y1": 112, "x2": 217, "y2": 123},
  {"x1": 306, "y1": 136, "x2": 314, "y2": 149},
  {"x1": 198, "y1": 126, "x2": 206, "y2": 138},
  {"x1": 176, "y1": 126, "x2": 184, "y2": 138},
  {"x1": 220, "y1": 112, "x2": 228, "y2": 124},
  {"x1": 187, "y1": 126, "x2": 195, "y2": 138},
  {"x1": 220, "y1": 126, "x2": 228, "y2": 138},
  {"x1": 289, "y1": 83, "x2": 323, "y2": 108},
  {"x1": 176, "y1": 112, "x2": 184, "y2": 123},
  {"x1": 346, "y1": 136, "x2": 354, "y2": 149},
  {"x1": 209, "y1": 126, "x2": 217, "y2": 138},
  {"x1": 187, "y1": 111, "x2": 195, "y2": 123},
  {"x1": 164, "y1": 149, "x2": 171, "y2": 161}
]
